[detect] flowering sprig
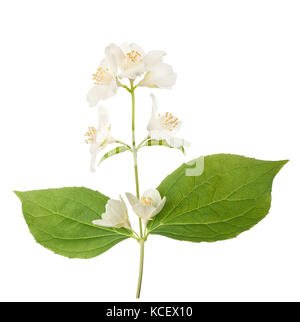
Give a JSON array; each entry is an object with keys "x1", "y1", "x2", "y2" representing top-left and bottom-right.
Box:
[
  {"x1": 85, "y1": 42, "x2": 184, "y2": 298},
  {"x1": 15, "y1": 42, "x2": 287, "y2": 300}
]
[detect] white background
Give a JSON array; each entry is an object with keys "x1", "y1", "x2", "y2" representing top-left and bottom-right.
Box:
[{"x1": 0, "y1": 0, "x2": 299, "y2": 302}]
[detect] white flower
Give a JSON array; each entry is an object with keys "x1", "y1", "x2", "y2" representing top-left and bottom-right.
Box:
[
  {"x1": 138, "y1": 62, "x2": 177, "y2": 89},
  {"x1": 85, "y1": 106, "x2": 115, "y2": 172},
  {"x1": 106, "y1": 43, "x2": 175, "y2": 84},
  {"x1": 125, "y1": 189, "x2": 166, "y2": 225},
  {"x1": 105, "y1": 43, "x2": 145, "y2": 80},
  {"x1": 87, "y1": 57, "x2": 118, "y2": 107},
  {"x1": 147, "y1": 94, "x2": 190, "y2": 148},
  {"x1": 92, "y1": 196, "x2": 132, "y2": 230},
  {"x1": 120, "y1": 43, "x2": 146, "y2": 79}
]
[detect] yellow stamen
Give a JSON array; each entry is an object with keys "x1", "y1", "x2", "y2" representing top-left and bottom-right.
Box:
[
  {"x1": 92, "y1": 67, "x2": 109, "y2": 85},
  {"x1": 126, "y1": 50, "x2": 143, "y2": 64},
  {"x1": 84, "y1": 126, "x2": 96, "y2": 144},
  {"x1": 140, "y1": 196, "x2": 153, "y2": 206},
  {"x1": 160, "y1": 112, "x2": 180, "y2": 131}
]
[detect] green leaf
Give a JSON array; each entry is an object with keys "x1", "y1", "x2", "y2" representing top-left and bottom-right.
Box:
[
  {"x1": 148, "y1": 154, "x2": 288, "y2": 242},
  {"x1": 139, "y1": 139, "x2": 185, "y2": 154},
  {"x1": 15, "y1": 187, "x2": 132, "y2": 259},
  {"x1": 98, "y1": 146, "x2": 130, "y2": 165}
]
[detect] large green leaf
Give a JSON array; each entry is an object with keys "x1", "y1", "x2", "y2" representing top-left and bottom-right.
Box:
[
  {"x1": 15, "y1": 187, "x2": 132, "y2": 259},
  {"x1": 148, "y1": 154, "x2": 287, "y2": 242}
]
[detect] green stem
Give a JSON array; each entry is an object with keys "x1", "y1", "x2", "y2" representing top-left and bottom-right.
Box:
[
  {"x1": 130, "y1": 80, "x2": 145, "y2": 299},
  {"x1": 115, "y1": 140, "x2": 132, "y2": 150},
  {"x1": 136, "y1": 239, "x2": 145, "y2": 299},
  {"x1": 143, "y1": 224, "x2": 148, "y2": 238},
  {"x1": 136, "y1": 136, "x2": 150, "y2": 150},
  {"x1": 133, "y1": 151, "x2": 142, "y2": 237}
]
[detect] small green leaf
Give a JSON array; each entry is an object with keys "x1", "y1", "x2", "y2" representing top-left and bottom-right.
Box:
[
  {"x1": 99, "y1": 146, "x2": 130, "y2": 165},
  {"x1": 15, "y1": 187, "x2": 132, "y2": 259},
  {"x1": 148, "y1": 154, "x2": 288, "y2": 242},
  {"x1": 139, "y1": 139, "x2": 185, "y2": 154}
]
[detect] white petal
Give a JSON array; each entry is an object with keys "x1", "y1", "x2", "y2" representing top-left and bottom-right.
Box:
[
  {"x1": 119, "y1": 195, "x2": 128, "y2": 215},
  {"x1": 99, "y1": 59, "x2": 117, "y2": 81},
  {"x1": 144, "y1": 50, "x2": 166, "y2": 70},
  {"x1": 166, "y1": 137, "x2": 191, "y2": 148},
  {"x1": 151, "y1": 196, "x2": 166, "y2": 218},
  {"x1": 142, "y1": 189, "x2": 162, "y2": 207},
  {"x1": 147, "y1": 94, "x2": 160, "y2": 133},
  {"x1": 103, "y1": 80, "x2": 118, "y2": 99},
  {"x1": 87, "y1": 81, "x2": 117, "y2": 107},
  {"x1": 119, "y1": 62, "x2": 145, "y2": 79},
  {"x1": 151, "y1": 121, "x2": 181, "y2": 140},
  {"x1": 105, "y1": 43, "x2": 124, "y2": 73},
  {"x1": 150, "y1": 93, "x2": 158, "y2": 116},
  {"x1": 89, "y1": 143, "x2": 98, "y2": 172},
  {"x1": 125, "y1": 192, "x2": 139, "y2": 207},
  {"x1": 123, "y1": 222, "x2": 132, "y2": 230},
  {"x1": 120, "y1": 42, "x2": 145, "y2": 56},
  {"x1": 147, "y1": 121, "x2": 161, "y2": 136},
  {"x1": 148, "y1": 109, "x2": 182, "y2": 140},
  {"x1": 95, "y1": 133, "x2": 107, "y2": 149},
  {"x1": 99, "y1": 58, "x2": 111, "y2": 71},
  {"x1": 92, "y1": 219, "x2": 113, "y2": 227},
  {"x1": 92, "y1": 197, "x2": 131, "y2": 230},
  {"x1": 106, "y1": 199, "x2": 123, "y2": 215},
  {"x1": 138, "y1": 63, "x2": 177, "y2": 89},
  {"x1": 118, "y1": 42, "x2": 146, "y2": 79},
  {"x1": 97, "y1": 105, "x2": 110, "y2": 129},
  {"x1": 87, "y1": 86, "x2": 103, "y2": 107},
  {"x1": 105, "y1": 199, "x2": 126, "y2": 226},
  {"x1": 119, "y1": 195, "x2": 132, "y2": 229},
  {"x1": 148, "y1": 128, "x2": 172, "y2": 140},
  {"x1": 133, "y1": 204, "x2": 156, "y2": 219},
  {"x1": 94, "y1": 125, "x2": 115, "y2": 152}
]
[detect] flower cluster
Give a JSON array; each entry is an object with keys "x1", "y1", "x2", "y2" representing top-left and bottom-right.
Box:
[{"x1": 87, "y1": 42, "x2": 177, "y2": 107}]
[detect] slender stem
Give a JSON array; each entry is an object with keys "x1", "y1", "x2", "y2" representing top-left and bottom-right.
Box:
[
  {"x1": 133, "y1": 152, "x2": 142, "y2": 237},
  {"x1": 136, "y1": 239, "x2": 145, "y2": 299},
  {"x1": 115, "y1": 140, "x2": 132, "y2": 150},
  {"x1": 121, "y1": 85, "x2": 131, "y2": 93},
  {"x1": 130, "y1": 81, "x2": 136, "y2": 148},
  {"x1": 131, "y1": 230, "x2": 140, "y2": 240},
  {"x1": 136, "y1": 136, "x2": 150, "y2": 150},
  {"x1": 143, "y1": 224, "x2": 148, "y2": 238},
  {"x1": 117, "y1": 76, "x2": 131, "y2": 93},
  {"x1": 130, "y1": 80, "x2": 142, "y2": 233},
  {"x1": 130, "y1": 80, "x2": 145, "y2": 299}
]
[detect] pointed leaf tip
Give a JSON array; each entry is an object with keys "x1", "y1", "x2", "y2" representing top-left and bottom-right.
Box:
[{"x1": 13, "y1": 190, "x2": 23, "y2": 199}]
